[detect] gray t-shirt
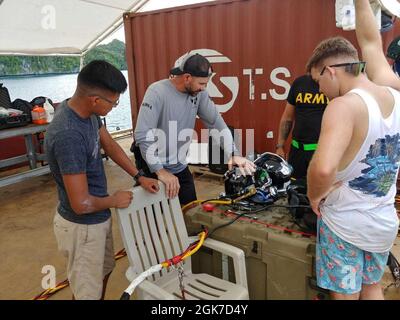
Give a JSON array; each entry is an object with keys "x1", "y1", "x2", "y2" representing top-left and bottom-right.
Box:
[
  {"x1": 44, "y1": 100, "x2": 110, "y2": 224},
  {"x1": 134, "y1": 79, "x2": 238, "y2": 174}
]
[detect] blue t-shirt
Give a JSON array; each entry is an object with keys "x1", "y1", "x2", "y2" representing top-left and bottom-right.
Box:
[{"x1": 44, "y1": 99, "x2": 110, "y2": 224}]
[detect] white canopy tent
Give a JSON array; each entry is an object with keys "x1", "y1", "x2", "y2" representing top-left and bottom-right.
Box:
[
  {"x1": 1, "y1": 0, "x2": 399, "y2": 57},
  {"x1": 0, "y1": 0, "x2": 214, "y2": 56},
  {"x1": 0, "y1": 0, "x2": 150, "y2": 56}
]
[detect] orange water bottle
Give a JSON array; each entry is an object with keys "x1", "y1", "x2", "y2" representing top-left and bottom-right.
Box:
[{"x1": 31, "y1": 105, "x2": 47, "y2": 125}]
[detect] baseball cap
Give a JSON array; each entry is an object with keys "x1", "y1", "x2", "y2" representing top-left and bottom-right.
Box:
[{"x1": 170, "y1": 52, "x2": 213, "y2": 77}]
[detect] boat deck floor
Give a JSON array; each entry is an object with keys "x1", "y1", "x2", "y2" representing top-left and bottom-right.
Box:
[
  {"x1": 0, "y1": 137, "x2": 399, "y2": 300},
  {"x1": 0, "y1": 137, "x2": 224, "y2": 300}
]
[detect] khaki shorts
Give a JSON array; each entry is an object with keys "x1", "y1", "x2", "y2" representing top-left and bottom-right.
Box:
[{"x1": 53, "y1": 212, "x2": 116, "y2": 300}]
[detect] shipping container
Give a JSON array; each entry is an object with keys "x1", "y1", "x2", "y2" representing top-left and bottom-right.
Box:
[{"x1": 124, "y1": 0, "x2": 400, "y2": 154}]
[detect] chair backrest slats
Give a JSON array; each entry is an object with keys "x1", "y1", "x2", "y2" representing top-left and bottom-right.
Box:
[
  {"x1": 117, "y1": 183, "x2": 192, "y2": 279},
  {"x1": 146, "y1": 204, "x2": 169, "y2": 277},
  {"x1": 130, "y1": 209, "x2": 152, "y2": 272},
  {"x1": 160, "y1": 198, "x2": 183, "y2": 257},
  {"x1": 137, "y1": 207, "x2": 162, "y2": 280},
  {"x1": 152, "y1": 201, "x2": 174, "y2": 275},
  {"x1": 169, "y1": 195, "x2": 190, "y2": 250},
  {"x1": 118, "y1": 212, "x2": 143, "y2": 273}
]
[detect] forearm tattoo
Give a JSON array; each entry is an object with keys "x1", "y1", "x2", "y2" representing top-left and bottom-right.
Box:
[{"x1": 280, "y1": 120, "x2": 293, "y2": 141}]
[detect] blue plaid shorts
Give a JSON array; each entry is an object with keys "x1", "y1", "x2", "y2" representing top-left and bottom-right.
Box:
[{"x1": 316, "y1": 218, "x2": 389, "y2": 294}]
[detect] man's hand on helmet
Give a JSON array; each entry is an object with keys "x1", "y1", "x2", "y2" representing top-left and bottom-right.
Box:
[{"x1": 228, "y1": 155, "x2": 256, "y2": 176}]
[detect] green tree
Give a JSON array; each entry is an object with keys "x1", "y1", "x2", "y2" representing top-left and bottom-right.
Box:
[{"x1": 0, "y1": 39, "x2": 127, "y2": 77}]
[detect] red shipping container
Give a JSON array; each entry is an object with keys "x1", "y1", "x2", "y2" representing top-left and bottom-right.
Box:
[{"x1": 124, "y1": 0, "x2": 400, "y2": 154}]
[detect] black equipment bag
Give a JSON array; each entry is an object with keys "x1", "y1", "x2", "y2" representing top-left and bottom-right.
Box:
[
  {"x1": 287, "y1": 178, "x2": 317, "y2": 233},
  {"x1": 0, "y1": 114, "x2": 30, "y2": 130},
  {"x1": 12, "y1": 99, "x2": 33, "y2": 123},
  {"x1": 387, "y1": 251, "x2": 400, "y2": 287},
  {"x1": 208, "y1": 125, "x2": 235, "y2": 174},
  {"x1": 0, "y1": 84, "x2": 30, "y2": 130},
  {"x1": 0, "y1": 83, "x2": 13, "y2": 109},
  {"x1": 130, "y1": 142, "x2": 157, "y2": 178}
]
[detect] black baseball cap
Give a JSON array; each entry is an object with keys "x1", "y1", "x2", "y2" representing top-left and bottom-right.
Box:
[{"x1": 170, "y1": 52, "x2": 213, "y2": 78}]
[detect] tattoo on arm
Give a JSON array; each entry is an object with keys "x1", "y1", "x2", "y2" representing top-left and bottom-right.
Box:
[{"x1": 280, "y1": 120, "x2": 293, "y2": 141}]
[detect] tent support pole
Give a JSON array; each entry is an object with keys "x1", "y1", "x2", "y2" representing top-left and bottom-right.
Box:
[{"x1": 79, "y1": 55, "x2": 84, "y2": 71}]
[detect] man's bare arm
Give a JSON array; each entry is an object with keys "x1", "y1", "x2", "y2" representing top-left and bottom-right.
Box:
[
  {"x1": 355, "y1": 0, "x2": 400, "y2": 90},
  {"x1": 277, "y1": 103, "x2": 295, "y2": 145},
  {"x1": 276, "y1": 103, "x2": 295, "y2": 158},
  {"x1": 307, "y1": 97, "x2": 354, "y2": 211},
  {"x1": 62, "y1": 173, "x2": 132, "y2": 214}
]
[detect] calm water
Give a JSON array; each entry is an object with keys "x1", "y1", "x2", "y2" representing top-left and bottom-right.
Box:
[{"x1": 0, "y1": 71, "x2": 132, "y2": 132}]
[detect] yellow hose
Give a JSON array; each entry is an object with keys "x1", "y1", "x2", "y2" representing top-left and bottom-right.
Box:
[
  {"x1": 160, "y1": 231, "x2": 207, "y2": 267},
  {"x1": 181, "y1": 231, "x2": 207, "y2": 260},
  {"x1": 181, "y1": 188, "x2": 257, "y2": 212},
  {"x1": 232, "y1": 187, "x2": 257, "y2": 203},
  {"x1": 181, "y1": 200, "x2": 203, "y2": 212}
]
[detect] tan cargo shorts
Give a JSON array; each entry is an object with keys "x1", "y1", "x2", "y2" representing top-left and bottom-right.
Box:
[{"x1": 53, "y1": 212, "x2": 116, "y2": 300}]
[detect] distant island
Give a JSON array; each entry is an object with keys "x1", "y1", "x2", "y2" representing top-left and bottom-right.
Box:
[{"x1": 0, "y1": 39, "x2": 127, "y2": 77}]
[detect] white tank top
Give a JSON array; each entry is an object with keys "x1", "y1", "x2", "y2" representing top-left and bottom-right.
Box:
[{"x1": 321, "y1": 87, "x2": 400, "y2": 253}]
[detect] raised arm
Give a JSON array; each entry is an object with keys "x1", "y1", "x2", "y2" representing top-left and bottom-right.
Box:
[{"x1": 355, "y1": 0, "x2": 400, "y2": 89}]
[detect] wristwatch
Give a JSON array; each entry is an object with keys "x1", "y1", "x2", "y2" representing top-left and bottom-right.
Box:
[{"x1": 133, "y1": 169, "x2": 145, "y2": 183}]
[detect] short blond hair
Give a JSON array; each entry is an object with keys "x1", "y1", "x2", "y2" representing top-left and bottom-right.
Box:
[{"x1": 306, "y1": 37, "x2": 359, "y2": 73}]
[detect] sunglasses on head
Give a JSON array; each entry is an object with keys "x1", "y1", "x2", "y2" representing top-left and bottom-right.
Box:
[{"x1": 320, "y1": 61, "x2": 367, "y2": 76}]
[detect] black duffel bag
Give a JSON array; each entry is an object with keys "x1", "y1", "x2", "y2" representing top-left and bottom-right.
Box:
[
  {"x1": 12, "y1": 99, "x2": 33, "y2": 123},
  {"x1": 0, "y1": 84, "x2": 30, "y2": 130},
  {"x1": 0, "y1": 83, "x2": 13, "y2": 109},
  {"x1": 287, "y1": 178, "x2": 317, "y2": 233}
]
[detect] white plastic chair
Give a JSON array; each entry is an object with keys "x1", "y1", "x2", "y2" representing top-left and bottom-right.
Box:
[{"x1": 116, "y1": 183, "x2": 249, "y2": 300}]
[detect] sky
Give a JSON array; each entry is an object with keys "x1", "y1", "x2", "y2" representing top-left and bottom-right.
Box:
[{"x1": 103, "y1": 0, "x2": 214, "y2": 44}]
